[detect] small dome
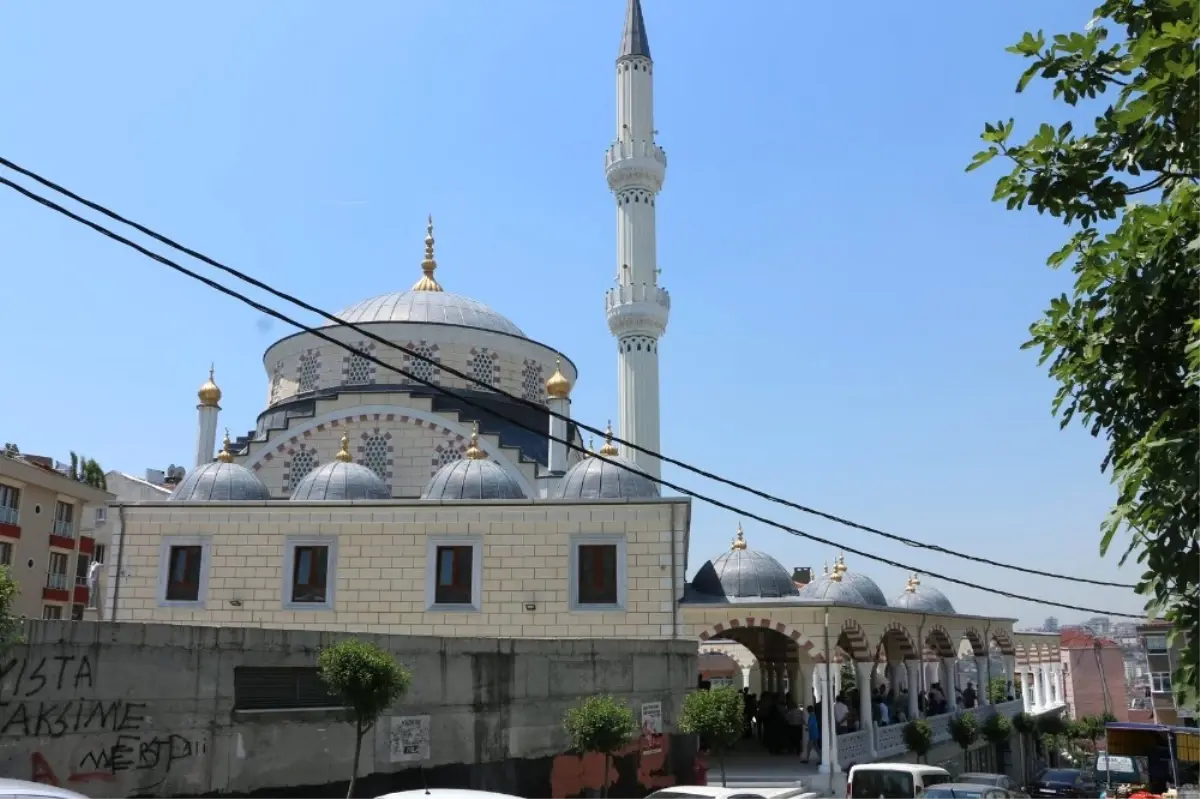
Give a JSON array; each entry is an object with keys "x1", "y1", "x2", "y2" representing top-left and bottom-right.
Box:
[
  {"x1": 892, "y1": 573, "x2": 955, "y2": 614},
  {"x1": 168, "y1": 462, "x2": 270, "y2": 502},
  {"x1": 830, "y1": 553, "x2": 888, "y2": 607},
  {"x1": 197, "y1": 365, "x2": 222, "y2": 407},
  {"x1": 290, "y1": 434, "x2": 390, "y2": 501},
  {"x1": 799, "y1": 571, "x2": 869, "y2": 605},
  {"x1": 553, "y1": 450, "x2": 659, "y2": 500},
  {"x1": 421, "y1": 425, "x2": 527, "y2": 500},
  {"x1": 692, "y1": 525, "x2": 800, "y2": 599},
  {"x1": 545, "y1": 358, "x2": 572, "y2": 399}
]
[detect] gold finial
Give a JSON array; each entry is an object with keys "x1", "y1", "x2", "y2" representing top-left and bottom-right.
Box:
[
  {"x1": 545, "y1": 357, "x2": 572, "y2": 399},
  {"x1": 830, "y1": 562, "x2": 844, "y2": 583},
  {"x1": 731, "y1": 523, "x2": 747, "y2": 551},
  {"x1": 598, "y1": 421, "x2": 620, "y2": 456},
  {"x1": 904, "y1": 573, "x2": 917, "y2": 593},
  {"x1": 835, "y1": 552, "x2": 848, "y2": 574},
  {"x1": 909, "y1": 571, "x2": 921, "y2": 590},
  {"x1": 198, "y1": 363, "x2": 222, "y2": 407},
  {"x1": 217, "y1": 428, "x2": 233, "y2": 463},
  {"x1": 411, "y1": 215, "x2": 444, "y2": 292},
  {"x1": 465, "y1": 422, "x2": 487, "y2": 460},
  {"x1": 335, "y1": 432, "x2": 352, "y2": 463}
]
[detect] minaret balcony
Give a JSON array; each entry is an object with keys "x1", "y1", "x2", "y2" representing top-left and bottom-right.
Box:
[
  {"x1": 605, "y1": 139, "x2": 666, "y2": 192},
  {"x1": 605, "y1": 284, "x2": 670, "y2": 338}
]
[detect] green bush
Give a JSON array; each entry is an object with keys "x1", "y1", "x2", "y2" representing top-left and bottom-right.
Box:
[
  {"x1": 1012, "y1": 712, "x2": 1035, "y2": 735},
  {"x1": 679, "y1": 687, "x2": 744, "y2": 787},
  {"x1": 903, "y1": 718, "x2": 934, "y2": 764},
  {"x1": 982, "y1": 711, "x2": 1012, "y2": 745},
  {"x1": 950, "y1": 711, "x2": 980, "y2": 753},
  {"x1": 563, "y1": 695, "x2": 637, "y2": 798}
]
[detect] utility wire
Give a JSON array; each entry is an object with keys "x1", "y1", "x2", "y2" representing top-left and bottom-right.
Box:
[
  {"x1": 0, "y1": 172, "x2": 1146, "y2": 619},
  {"x1": 0, "y1": 155, "x2": 1137, "y2": 591}
]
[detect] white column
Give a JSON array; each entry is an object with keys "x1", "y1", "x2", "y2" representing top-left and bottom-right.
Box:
[
  {"x1": 976, "y1": 656, "x2": 991, "y2": 705},
  {"x1": 943, "y1": 657, "x2": 959, "y2": 712},
  {"x1": 1019, "y1": 670, "x2": 1031, "y2": 712},
  {"x1": 1031, "y1": 665, "x2": 1044, "y2": 710},
  {"x1": 1051, "y1": 664, "x2": 1061, "y2": 705},
  {"x1": 856, "y1": 661, "x2": 877, "y2": 756},
  {"x1": 546, "y1": 394, "x2": 570, "y2": 474},
  {"x1": 194, "y1": 403, "x2": 219, "y2": 467},
  {"x1": 906, "y1": 660, "x2": 921, "y2": 720},
  {"x1": 606, "y1": 3, "x2": 669, "y2": 482},
  {"x1": 1004, "y1": 655, "x2": 1017, "y2": 701},
  {"x1": 818, "y1": 663, "x2": 833, "y2": 774}
]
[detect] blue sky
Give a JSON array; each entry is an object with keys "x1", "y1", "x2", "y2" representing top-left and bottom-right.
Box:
[{"x1": 0, "y1": 1, "x2": 1146, "y2": 626}]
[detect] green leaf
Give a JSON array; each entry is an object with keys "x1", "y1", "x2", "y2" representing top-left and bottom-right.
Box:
[{"x1": 966, "y1": 147, "x2": 1000, "y2": 172}]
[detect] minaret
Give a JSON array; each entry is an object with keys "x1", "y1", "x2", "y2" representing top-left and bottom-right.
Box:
[
  {"x1": 195, "y1": 365, "x2": 222, "y2": 467},
  {"x1": 605, "y1": 0, "x2": 670, "y2": 481}
]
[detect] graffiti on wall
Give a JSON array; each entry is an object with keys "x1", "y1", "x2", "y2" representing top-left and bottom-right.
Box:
[{"x1": 0, "y1": 652, "x2": 205, "y2": 789}]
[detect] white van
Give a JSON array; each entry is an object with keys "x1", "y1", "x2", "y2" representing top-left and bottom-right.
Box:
[{"x1": 846, "y1": 763, "x2": 952, "y2": 799}]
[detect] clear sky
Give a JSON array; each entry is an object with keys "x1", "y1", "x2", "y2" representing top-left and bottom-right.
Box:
[{"x1": 0, "y1": 1, "x2": 1147, "y2": 626}]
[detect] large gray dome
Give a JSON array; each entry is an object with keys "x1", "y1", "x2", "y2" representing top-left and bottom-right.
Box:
[
  {"x1": 799, "y1": 575, "x2": 868, "y2": 605},
  {"x1": 331, "y1": 291, "x2": 525, "y2": 337},
  {"x1": 830, "y1": 559, "x2": 888, "y2": 607},
  {"x1": 553, "y1": 453, "x2": 659, "y2": 500},
  {"x1": 168, "y1": 461, "x2": 271, "y2": 502},
  {"x1": 290, "y1": 460, "x2": 390, "y2": 501},
  {"x1": 692, "y1": 529, "x2": 799, "y2": 599},
  {"x1": 422, "y1": 458, "x2": 527, "y2": 501},
  {"x1": 892, "y1": 578, "x2": 956, "y2": 614}
]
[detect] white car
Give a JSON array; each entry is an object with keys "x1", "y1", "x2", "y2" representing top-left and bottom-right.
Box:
[
  {"x1": 646, "y1": 787, "x2": 818, "y2": 799},
  {"x1": 0, "y1": 778, "x2": 92, "y2": 799}
]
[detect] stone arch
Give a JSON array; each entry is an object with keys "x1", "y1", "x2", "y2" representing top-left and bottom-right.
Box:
[
  {"x1": 696, "y1": 616, "x2": 816, "y2": 659},
  {"x1": 837, "y1": 619, "x2": 873, "y2": 661},
  {"x1": 925, "y1": 625, "x2": 956, "y2": 659},
  {"x1": 990, "y1": 629, "x2": 1016, "y2": 656},
  {"x1": 961, "y1": 627, "x2": 988, "y2": 658},
  {"x1": 879, "y1": 621, "x2": 919, "y2": 661}
]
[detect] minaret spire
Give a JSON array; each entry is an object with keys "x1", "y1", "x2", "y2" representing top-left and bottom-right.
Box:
[
  {"x1": 606, "y1": 0, "x2": 668, "y2": 481},
  {"x1": 619, "y1": 0, "x2": 651, "y2": 59}
]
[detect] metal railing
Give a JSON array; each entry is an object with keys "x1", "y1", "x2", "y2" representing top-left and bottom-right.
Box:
[
  {"x1": 0, "y1": 506, "x2": 17, "y2": 525},
  {"x1": 52, "y1": 520, "x2": 75, "y2": 538},
  {"x1": 45, "y1": 572, "x2": 68, "y2": 591}
]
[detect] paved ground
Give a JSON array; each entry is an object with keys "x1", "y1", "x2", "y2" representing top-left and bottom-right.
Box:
[{"x1": 706, "y1": 745, "x2": 822, "y2": 788}]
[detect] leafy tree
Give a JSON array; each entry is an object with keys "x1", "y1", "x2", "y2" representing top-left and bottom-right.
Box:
[
  {"x1": 839, "y1": 661, "x2": 857, "y2": 700},
  {"x1": 69, "y1": 452, "x2": 79, "y2": 481},
  {"x1": 318, "y1": 639, "x2": 413, "y2": 799},
  {"x1": 1079, "y1": 715, "x2": 1107, "y2": 752},
  {"x1": 902, "y1": 718, "x2": 934, "y2": 764},
  {"x1": 563, "y1": 694, "x2": 637, "y2": 798},
  {"x1": 988, "y1": 676, "x2": 1010, "y2": 704},
  {"x1": 969, "y1": 0, "x2": 1199, "y2": 709},
  {"x1": 982, "y1": 711, "x2": 1013, "y2": 747},
  {"x1": 678, "y1": 686, "x2": 744, "y2": 787},
  {"x1": 950, "y1": 711, "x2": 980, "y2": 756},
  {"x1": 1, "y1": 443, "x2": 18, "y2": 457},
  {"x1": 0, "y1": 565, "x2": 22, "y2": 652},
  {"x1": 81, "y1": 458, "x2": 107, "y2": 490}
]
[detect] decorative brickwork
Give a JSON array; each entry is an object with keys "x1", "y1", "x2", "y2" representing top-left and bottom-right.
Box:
[
  {"x1": 402, "y1": 341, "x2": 440, "y2": 385},
  {"x1": 283, "y1": 446, "x2": 318, "y2": 493},
  {"x1": 520, "y1": 359, "x2": 544, "y2": 402},
  {"x1": 342, "y1": 342, "x2": 377, "y2": 386},
  {"x1": 358, "y1": 429, "x2": 393, "y2": 482},
  {"x1": 297, "y1": 350, "x2": 321, "y2": 394},
  {"x1": 467, "y1": 347, "x2": 500, "y2": 391}
]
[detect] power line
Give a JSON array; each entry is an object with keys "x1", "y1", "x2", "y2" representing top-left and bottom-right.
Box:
[
  {"x1": 0, "y1": 156, "x2": 1137, "y2": 592},
  {"x1": 0, "y1": 175, "x2": 1145, "y2": 619}
]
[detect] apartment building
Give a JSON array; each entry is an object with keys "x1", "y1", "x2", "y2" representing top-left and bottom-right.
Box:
[
  {"x1": 0, "y1": 453, "x2": 113, "y2": 620},
  {"x1": 1137, "y1": 621, "x2": 1197, "y2": 727},
  {"x1": 1060, "y1": 627, "x2": 1130, "y2": 721}
]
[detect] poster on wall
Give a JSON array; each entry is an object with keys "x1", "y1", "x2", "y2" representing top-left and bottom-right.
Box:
[
  {"x1": 389, "y1": 715, "x2": 431, "y2": 763},
  {"x1": 640, "y1": 701, "x2": 663, "y2": 755}
]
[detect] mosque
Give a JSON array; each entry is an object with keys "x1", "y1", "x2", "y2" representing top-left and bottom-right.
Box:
[{"x1": 105, "y1": 0, "x2": 1063, "y2": 775}]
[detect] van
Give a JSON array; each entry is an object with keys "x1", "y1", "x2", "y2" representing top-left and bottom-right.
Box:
[{"x1": 846, "y1": 763, "x2": 953, "y2": 799}]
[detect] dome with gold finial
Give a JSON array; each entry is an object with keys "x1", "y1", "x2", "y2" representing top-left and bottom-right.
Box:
[
  {"x1": 597, "y1": 422, "x2": 620, "y2": 456},
  {"x1": 329, "y1": 217, "x2": 527, "y2": 336},
  {"x1": 421, "y1": 423, "x2": 528, "y2": 501},
  {"x1": 290, "y1": 433, "x2": 391, "y2": 501},
  {"x1": 828, "y1": 551, "x2": 888, "y2": 607},
  {"x1": 890, "y1": 571, "x2": 956, "y2": 614},
  {"x1": 169, "y1": 431, "x2": 271, "y2": 502},
  {"x1": 797, "y1": 554, "x2": 869, "y2": 604},
  {"x1": 546, "y1": 357, "x2": 572, "y2": 399},
  {"x1": 553, "y1": 430, "x2": 658, "y2": 500},
  {"x1": 690, "y1": 523, "x2": 799, "y2": 600},
  {"x1": 197, "y1": 365, "x2": 222, "y2": 407}
]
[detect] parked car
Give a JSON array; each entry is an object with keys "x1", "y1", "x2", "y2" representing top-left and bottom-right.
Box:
[
  {"x1": 917, "y1": 783, "x2": 1016, "y2": 798},
  {"x1": 958, "y1": 772, "x2": 1027, "y2": 795},
  {"x1": 1026, "y1": 768, "x2": 1097, "y2": 797},
  {"x1": 0, "y1": 778, "x2": 92, "y2": 799},
  {"x1": 646, "y1": 787, "x2": 816, "y2": 799},
  {"x1": 848, "y1": 763, "x2": 953, "y2": 798}
]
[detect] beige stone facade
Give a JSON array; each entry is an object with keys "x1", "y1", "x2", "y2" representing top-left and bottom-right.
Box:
[
  {"x1": 109, "y1": 497, "x2": 690, "y2": 639},
  {"x1": 0, "y1": 454, "x2": 112, "y2": 620}
]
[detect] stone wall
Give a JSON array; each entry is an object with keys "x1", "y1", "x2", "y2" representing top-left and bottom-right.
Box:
[{"x1": 0, "y1": 621, "x2": 697, "y2": 797}]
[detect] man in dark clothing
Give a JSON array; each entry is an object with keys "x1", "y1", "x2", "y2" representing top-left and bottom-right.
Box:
[{"x1": 962, "y1": 681, "x2": 977, "y2": 709}]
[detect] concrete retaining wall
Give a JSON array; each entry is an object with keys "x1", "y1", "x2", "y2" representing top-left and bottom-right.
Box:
[{"x1": 0, "y1": 621, "x2": 697, "y2": 797}]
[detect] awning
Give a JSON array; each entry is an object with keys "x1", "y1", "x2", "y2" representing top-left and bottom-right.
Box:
[{"x1": 1106, "y1": 722, "x2": 1200, "y2": 763}]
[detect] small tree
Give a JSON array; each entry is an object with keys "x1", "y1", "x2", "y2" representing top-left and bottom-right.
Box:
[
  {"x1": 988, "y1": 676, "x2": 1009, "y2": 704},
  {"x1": 563, "y1": 695, "x2": 637, "y2": 798},
  {"x1": 982, "y1": 711, "x2": 1012, "y2": 747},
  {"x1": 0, "y1": 566, "x2": 22, "y2": 652},
  {"x1": 318, "y1": 639, "x2": 413, "y2": 799},
  {"x1": 950, "y1": 711, "x2": 980, "y2": 761},
  {"x1": 903, "y1": 718, "x2": 934, "y2": 764},
  {"x1": 678, "y1": 686, "x2": 743, "y2": 787}
]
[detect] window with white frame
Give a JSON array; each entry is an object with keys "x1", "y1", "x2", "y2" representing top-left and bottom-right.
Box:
[
  {"x1": 94, "y1": 507, "x2": 107, "y2": 524},
  {"x1": 1144, "y1": 634, "x2": 1168, "y2": 653},
  {"x1": 157, "y1": 537, "x2": 211, "y2": 606},
  {"x1": 46, "y1": 552, "x2": 69, "y2": 591},
  {"x1": 425, "y1": 536, "x2": 482, "y2": 611},
  {"x1": 93, "y1": 544, "x2": 106, "y2": 565},
  {"x1": 42, "y1": 605, "x2": 62, "y2": 620},
  {"x1": 53, "y1": 501, "x2": 75, "y2": 538},
  {"x1": 0, "y1": 541, "x2": 10, "y2": 566},
  {"x1": 283, "y1": 538, "x2": 336, "y2": 610},
  {"x1": 1151, "y1": 672, "x2": 1173, "y2": 693},
  {"x1": 0, "y1": 483, "x2": 18, "y2": 525},
  {"x1": 568, "y1": 534, "x2": 626, "y2": 611}
]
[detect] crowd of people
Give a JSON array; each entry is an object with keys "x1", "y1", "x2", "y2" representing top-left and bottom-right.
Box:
[{"x1": 737, "y1": 678, "x2": 995, "y2": 759}]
